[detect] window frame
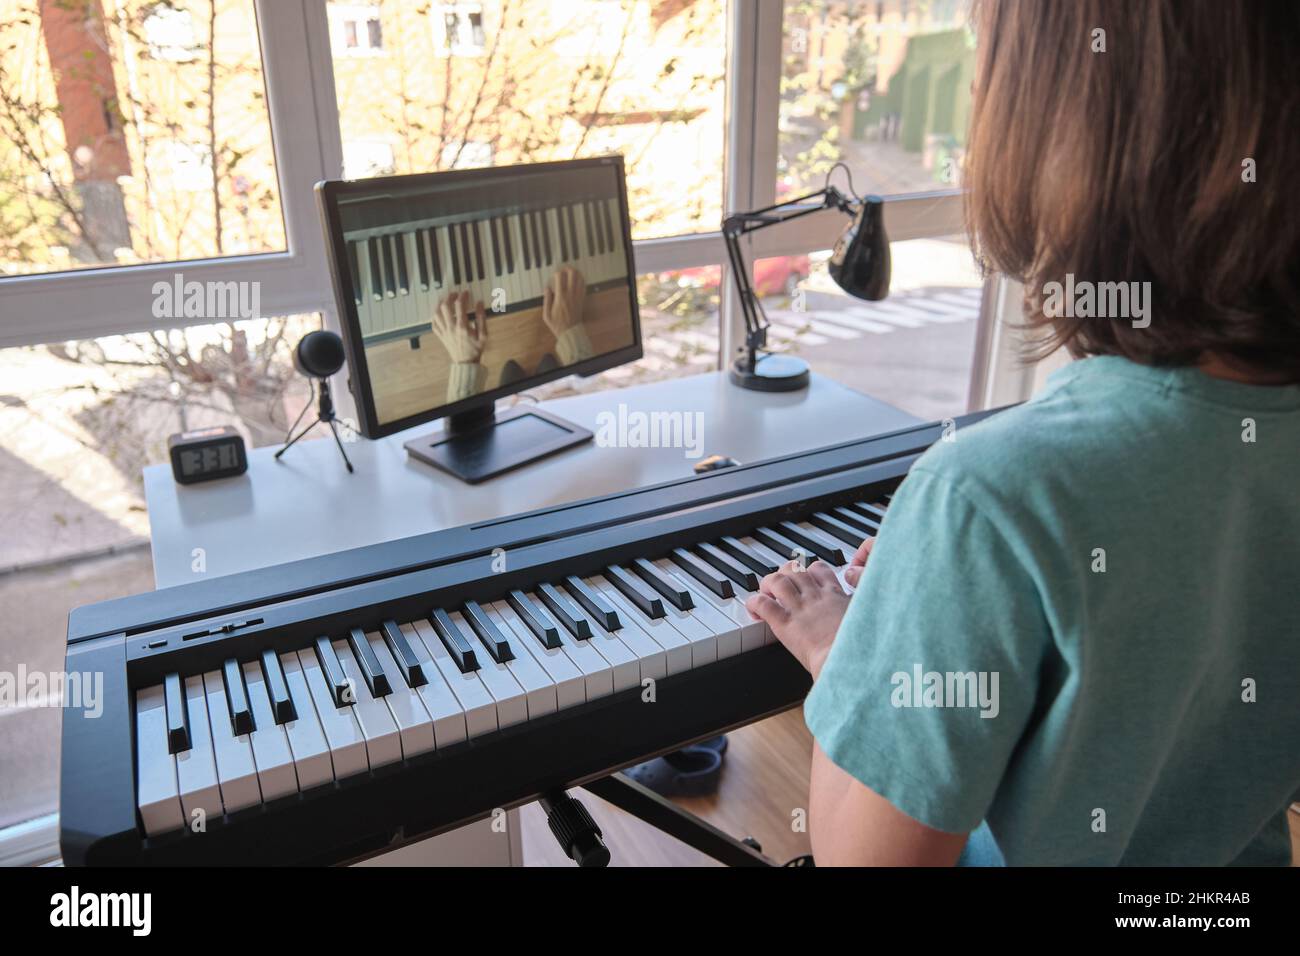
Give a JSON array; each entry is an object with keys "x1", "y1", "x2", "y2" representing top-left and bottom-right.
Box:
[{"x1": 0, "y1": 0, "x2": 976, "y2": 377}]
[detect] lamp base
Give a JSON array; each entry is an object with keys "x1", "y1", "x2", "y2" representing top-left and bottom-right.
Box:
[{"x1": 729, "y1": 352, "x2": 810, "y2": 392}]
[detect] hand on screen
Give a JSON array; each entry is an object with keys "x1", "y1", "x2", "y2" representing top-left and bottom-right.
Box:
[
  {"x1": 431, "y1": 291, "x2": 487, "y2": 363},
  {"x1": 542, "y1": 267, "x2": 587, "y2": 339}
]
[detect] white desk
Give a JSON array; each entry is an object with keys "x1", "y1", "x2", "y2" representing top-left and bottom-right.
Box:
[
  {"x1": 144, "y1": 371, "x2": 919, "y2": 588},
  {"x1": 141, "y1": 370, "x2": 918, "y2": 865}
]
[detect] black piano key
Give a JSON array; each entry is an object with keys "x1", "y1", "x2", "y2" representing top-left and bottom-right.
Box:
[
  {"x1": 348, "y1": 240, "x2": 363, "y2": 306},
  {"x1": 222, "y1": 658, "x2": 254, "y2": 736},
  {"x1": 314, "y1": 636, "x2": 350, "y2": 707},
  {"x1": 853, "y1": 500, "x2": 889, "y2": 522},
  {"x1": 348, "y1": 627, "x2": 392, "y2": 697},
  {"x1": 381, "y1": 619, "x2": 427, "y2": 687},
  {"x1": 830, "y1": 505, "x2": 879, "y2": 535},
  {"x1": 563, "y1": 575, "x2": 621, "y2": 631},
  {"x1": 259, "y1": 648, "x2": 297, "y2": 724},
  {"x1": 518, "y1": 212, "x2": 532, "y2": 269},
  {"x1": 471, "y1": 220, "x2": 485, "y2": 280},
  {"x1": 501, "y1": 215, "x2": 514, "y2": 273},
  {"x1": 448, "y1": 223, "x2": 462, "y2": 284},
  {"x1": 539, "y1": 209, "x2": 553, "y2": 265},
  {"x1": 366, "y1": 238, "x2": 383, "y2": 301},
  {"x1": 414, "y1": 230, "x2": 429, "y2": 290},
  {"x1": 603, "y1": 564, "x2": 665, "y2": 619},
  {"x1": 163, "y1": 672, "x2": 190, "y2": 754},
  {"x1": 582, "y1": 201, "x2": 594, "y2": 256},
  {"x1": 777, "y1": 521, "x2": 845, "y2": 565},
  {"x1": 506, "y1": 589, "x2": 562, "y2": 649},
  {"x1": 529, "y1": 210, "x2": 544, "y2": 268},
  {"x1": 809, "y1": 511, "x2": 869, "y2": 547},
  {"x1": 600, "y1": 199, "x2": 616, "y2": 254},
  {"x1": 566, "y1": 204, "x2": 579, "y2": 258},
  {"x1": 380, "y1": 235, "x2": 397, "y2": 297},
  {"x1": 428, "y1": 227, "x2": 443, "y2": 285},
  {"x1": 429, "y1": 608, "x2": 479, "y2": 672},
  {"x1": 538, "y1": 582, "x2": 593, "y2": 639},
  {"x1": 394, "y1": 233, "x2": 410, "y2": 294},
  {"x1": 632, "y1": 557, "x2": 694, "y2": 611},
  {"x1": 459, "y1": 222, "x2": 474, "y2": 281},
  {"x1": 751, "y1": 526, "x2": 808, "y2": 565},
  {"x1": 462, "y1": 600, "x2": 514, "y2": 663},
  {"x1": 694, "y1": 541, "x2": 760, "y2": 591},
  {"x1": 717, "y1": 535, "x2": 778, "y2": 576},
  {"x1": 670, "y1": 547, "x2": 734, "y2": 599},
  {"x1": 557, "y1": 207, "x2": 569, "y2": 261},
  {"x1": 489, "y1": 216, "x2": 502, "y2": 276}
]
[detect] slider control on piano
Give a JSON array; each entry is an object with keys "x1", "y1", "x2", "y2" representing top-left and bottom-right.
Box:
[
  {"x1": 344, "y1": 197, "x2": 627, "y2": 347},
  {"x1": 133, "y1": 500, "x2": 889, "y2": 836}
]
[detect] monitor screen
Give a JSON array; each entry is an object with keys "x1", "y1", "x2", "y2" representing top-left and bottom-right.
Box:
[{"x1": 318, "y1": 157, "x2": 642, "y2": 438}]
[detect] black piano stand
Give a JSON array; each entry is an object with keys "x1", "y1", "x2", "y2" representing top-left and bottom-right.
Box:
[{"x1": 541, "y1": 772, "x2": 782, "y2": 867}]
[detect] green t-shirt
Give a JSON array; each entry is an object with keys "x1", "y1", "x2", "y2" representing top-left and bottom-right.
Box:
[{"x1": 804, "y1": 356, "x2": 1300, "y2": 865}]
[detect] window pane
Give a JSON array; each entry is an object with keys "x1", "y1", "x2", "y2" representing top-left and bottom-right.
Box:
[
  {"x1": 329, "y1": 0, "x2": 727, "y2": 240},
  {"x1": 780, "y1": 0, "x2": 974, "y2": 195},
  {"x1": 0, "y1": 313, "x2": 317, "y2": 830},
  {"x1": 0, "y1": 0, "x2": 286, "y2": 277},
  {"x1": 753, "y1": 236, "x2": 981, "y2": 420}
]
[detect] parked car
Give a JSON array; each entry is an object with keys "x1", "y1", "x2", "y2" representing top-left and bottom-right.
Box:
[{"x1": 661, "y1": 254, "x2": 812, "y2": 298}]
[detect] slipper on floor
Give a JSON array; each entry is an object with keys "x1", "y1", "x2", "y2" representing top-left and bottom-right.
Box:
[
  {"x1": 624, "y1": 747, "x2": 723, "y2": 797},
  {"x1": 689, "y1": 735, "x2": 728, "y2": 756}
]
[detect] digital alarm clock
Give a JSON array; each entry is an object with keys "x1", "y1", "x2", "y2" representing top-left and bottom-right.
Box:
[{"x1": 168, "y1": 425, "x2": 248, "y2": 485}]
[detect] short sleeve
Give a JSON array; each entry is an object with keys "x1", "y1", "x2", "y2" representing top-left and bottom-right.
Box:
[{"x1": 803, "y1": 464, "x2": 1051, "y2": 834}]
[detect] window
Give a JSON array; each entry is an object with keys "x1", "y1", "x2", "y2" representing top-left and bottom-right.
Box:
[
  {"x1": 0, "y1": 0, "x2": 286, "y2": 277},
  {"x1": 329, "y1": 3, "x2": 384, "y2": 55},
  {"x1": 753, "y1": 236, "x2": 982, "y2": 421},
  {"x1": 780, "y1": 0, "x2": 975, "y2": 196},
  {"x1": 342, "y1": 140, "x2": 396, "y2": 178},
  {"x1": 439, "y1": 140, "x2": 493, "y2": 170},
  {"x1": 142, "y1": 4, "x2": 199, "y2": 62},
  {"x1": 436, "y1": 3, "x2": 486, "y2": 56},
  {"x1": 333, "y1": 0, "x2": 727, "y2": 241}
]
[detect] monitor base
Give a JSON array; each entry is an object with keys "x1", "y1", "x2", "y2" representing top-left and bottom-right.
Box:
[{"x1": 403, "y1": 405, "x2": 592, "y2": 484}]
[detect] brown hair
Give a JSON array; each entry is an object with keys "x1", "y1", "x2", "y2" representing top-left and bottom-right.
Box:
[{"x1": 965, "y1": 0, "x2": 1300, "y2": 381}]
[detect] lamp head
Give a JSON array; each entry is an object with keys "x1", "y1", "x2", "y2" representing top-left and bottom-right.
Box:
[
  {"x1": 829, "y1": 195, "x2": 890, "y2": 301},
  {"x1": 294, "y1": 329, "x2": 346, "y2": 379}
]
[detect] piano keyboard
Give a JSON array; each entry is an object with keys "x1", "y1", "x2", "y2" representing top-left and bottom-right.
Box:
[
  {"x1": 132, "y1": 503, "x2": 887, "y2": 836},
  {"x1": 344, "y1": 198, "x2": 628, "y2": 346}
]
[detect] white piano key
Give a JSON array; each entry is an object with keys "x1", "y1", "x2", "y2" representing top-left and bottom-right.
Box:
[
  {"x1": 396, "y1": 622, "x2": 468, "y2": 748},
  {"x1": 241, "y1": 661, "x2": 300, "y2": 800},
  {"x1": 135, "y1": 684, "x2": 185, "y2": 836},
  {"x1": 279, "y1": 652, "x2": 336, "y2": 790},
  {"x1": 410, "y1": 618, "x2": 498, "y2": 738},
  {"x1": 364, "y1": 630, "x2": 436, "y2": 759},
  {"x1": 332, "y1": 640, "x2": 403, "y2": 768},
  {"x1": 577, "y1": 575, "x2": 667, "y2": 681},
  {"x1": 667, "y1": 562, "x2": 768, "y2": 652},
  {"x1": 175, "y1": 676, "x2": 223, "y2": 822},
  {"x1": 489, "y1": 599, "x2": 586, "y2": 710},
  {"x1": 480, "y1": 603, "x2": 558, "y2": 718},
  {"x1": 201, "y1": 669, "x2": 262, "y2": 812},
  {"x1": 621, "y1": 567, "x2": 718, "y2": 667},
  {"x1": 526, "y1": 589, "x2": 616, "y2": 699},
  {"x1": 650, "y1": 558, "x2": 745, "y2": 659},
  {"x1": 296, "y1": 649, "x2": 369, "y2": 779},
  {"x1": 589, "y1": 574, "x2": 693, "y2": 676},
  {"x1": 449, "y1": 609, "x2": 528, "y2": 728}
]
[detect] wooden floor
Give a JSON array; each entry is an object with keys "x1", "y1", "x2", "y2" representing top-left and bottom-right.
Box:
[
  {"x1": 520, "y1": 708, "x2": 814, "y2": 867},
  {"x1": 520, "y1": 708, "x2": 1300, "y2": 867}
]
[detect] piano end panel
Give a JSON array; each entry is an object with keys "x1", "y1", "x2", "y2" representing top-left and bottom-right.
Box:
[{"x1": 59, "y1": 635, "x2": 141, "y2": 866}]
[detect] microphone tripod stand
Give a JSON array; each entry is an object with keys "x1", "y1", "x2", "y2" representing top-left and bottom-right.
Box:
[{"x1": 275, "y1": 376, "x2": 355, "y2": 473}]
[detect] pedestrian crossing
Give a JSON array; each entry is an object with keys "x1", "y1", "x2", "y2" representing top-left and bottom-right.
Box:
[{"x1": 601, "y1": 285, "x2": 982, "y2": 383}]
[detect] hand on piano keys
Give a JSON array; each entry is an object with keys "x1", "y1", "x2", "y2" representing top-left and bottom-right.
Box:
[{"x1": 430, "y1": 290, "x2": 488, "y2": 364}]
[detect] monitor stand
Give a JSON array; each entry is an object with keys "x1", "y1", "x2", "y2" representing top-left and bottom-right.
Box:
[{"x1": 403, "y1": 402, "x2": 593, "y2": 484}]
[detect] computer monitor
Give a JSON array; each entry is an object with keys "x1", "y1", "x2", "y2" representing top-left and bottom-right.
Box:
[{"x1": 316, "y1": 156, "x2": 642, "y2": 482}]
